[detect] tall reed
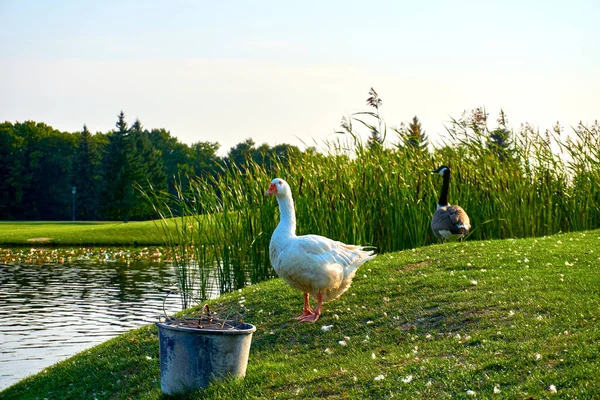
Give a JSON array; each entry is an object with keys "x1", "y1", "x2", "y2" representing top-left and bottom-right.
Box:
[{"x1": 143, "y1": 111, "x2": 600, "y2": 308}]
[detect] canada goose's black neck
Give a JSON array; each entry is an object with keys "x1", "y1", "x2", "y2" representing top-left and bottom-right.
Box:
[{"x1": 438, "y1": 169, "x2": 450, "y2": 206}]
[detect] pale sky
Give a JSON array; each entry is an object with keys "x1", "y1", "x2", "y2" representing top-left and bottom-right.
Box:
[{"x1": 1, "y1": 0, "x2": 598, "y2": 155}]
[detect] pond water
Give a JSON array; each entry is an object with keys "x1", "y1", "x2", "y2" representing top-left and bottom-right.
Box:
[{"x1": 0, "y1": 253, "x2": 219, "y2": 391}]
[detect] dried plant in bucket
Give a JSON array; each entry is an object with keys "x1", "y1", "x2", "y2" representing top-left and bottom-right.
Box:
[
  {"x1": 159, "y1": 303, "x2": 248, "y2": 331},
  {"x1": 156, "y1": 300, "x2": 256, "y2": 395}
]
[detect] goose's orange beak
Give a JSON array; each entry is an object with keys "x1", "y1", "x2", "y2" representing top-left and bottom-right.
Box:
[{"x1": 266, "y1": 183, "x2": 277, "y2": 195}]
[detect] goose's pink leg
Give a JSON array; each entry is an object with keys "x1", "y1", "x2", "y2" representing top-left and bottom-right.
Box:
[
  {"x1": 298, "y1": 293, "x2": 323, "y2": 322},
  {"x1": 295, "y1": 292, "x2": 313, "y2": 319}
]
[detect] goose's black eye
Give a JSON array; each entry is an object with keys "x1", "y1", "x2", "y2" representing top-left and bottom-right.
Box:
[{"x1": 278, "y1": 180, "x2": 282, "y2": 185}]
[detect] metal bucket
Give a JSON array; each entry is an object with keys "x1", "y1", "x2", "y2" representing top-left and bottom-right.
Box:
[{"x1": 156, "y1": 318, "x2": 256, "y2": 395}]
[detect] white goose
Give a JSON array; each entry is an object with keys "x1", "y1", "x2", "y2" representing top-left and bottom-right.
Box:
[
  {"x1": 266, "y1": 178, "x2": 376, "y2": 322},
  {"x1": 431, "y1": 165, "x2": 471, "y2": 242}
]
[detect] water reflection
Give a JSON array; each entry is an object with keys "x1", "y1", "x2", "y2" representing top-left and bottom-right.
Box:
[{"x1": 0, "y1": 257, "x2": 218, "y2": 391}]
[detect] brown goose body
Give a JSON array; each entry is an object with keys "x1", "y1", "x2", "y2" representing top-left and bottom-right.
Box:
[{"x1": 431, "y1": 166, "x2": 471, "y2": 242}]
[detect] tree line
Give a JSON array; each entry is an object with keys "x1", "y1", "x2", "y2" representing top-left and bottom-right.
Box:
[
  {"x1": 0, "y1": 111, "x2": 301, "y2": 221},
  {"x1": 1, "y1": 86, "x2": 525, "y2": 223}
]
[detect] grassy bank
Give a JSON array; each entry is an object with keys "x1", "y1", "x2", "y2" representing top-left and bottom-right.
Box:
[
  {"x1": 0, "y1": 220, "x2": 167, "y2": 246},
  {"x1": 2, "y1": 229, "x2": 599, "y2": 399}
]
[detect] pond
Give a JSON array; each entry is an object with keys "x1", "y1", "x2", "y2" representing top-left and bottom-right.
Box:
[{"x1": 0, "y1": 248, "x2": 219, "y2": 391}]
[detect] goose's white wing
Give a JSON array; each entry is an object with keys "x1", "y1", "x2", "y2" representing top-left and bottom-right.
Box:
[{"x1": 270, "y1": 234, "x2": 375, "y2": 301}]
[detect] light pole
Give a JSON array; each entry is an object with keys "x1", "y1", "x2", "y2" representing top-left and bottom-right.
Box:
[{"x1": 72, "y1": 186, "x2": 76, "y2": 222}]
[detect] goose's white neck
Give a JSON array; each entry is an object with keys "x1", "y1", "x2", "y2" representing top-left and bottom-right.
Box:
[{"x1": 274, "y1": 194, "x2": 296, "y2": 238}]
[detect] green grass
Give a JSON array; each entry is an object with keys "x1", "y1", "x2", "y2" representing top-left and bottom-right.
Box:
[
  {"x1": 0, "y1": 220, "x2": 169, "y2": 246},
  {"x1": 3, "y1": 229, "x2": 599, "y2": 399}
]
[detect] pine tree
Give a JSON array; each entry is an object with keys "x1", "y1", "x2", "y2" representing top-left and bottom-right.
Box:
[
  {"x1": 103, "y1": 111, "x2": 134, "y2": 221},
  {"x1": 487, "y1": 109, "x2": 513, "y2": 161},
  {"x1": 72, "y1": 124, "x2": 102, "y2": 219},
  {"x1": 130, "y1": 119, "x2": 167, "y2": 218},
  {"x1": 405, "y1": 116, "x2": 429, "y2": 150}
]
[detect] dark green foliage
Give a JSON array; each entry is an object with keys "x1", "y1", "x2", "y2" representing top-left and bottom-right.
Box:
[
  {"x1": 102, "y1": 111, "x2": 135, "y2": 221},
  {"x1": 72, "y1": 125, "x2": 103, "y2": 220},
  {"x1": 488, "y1": 127, "x2": 512, "y2": 161},
  {"x1": 227, "y1": 138, "x2": 257, "y2": 168},
  {"x1": 487, "y1": 109, "x2": 514, "y2": 161},
  {"x1": 190, "y1": 140, "x2": 221, "y2": 178},
  {"x1": 148, "y1": 127, "x2": 195, "y2": 191},
  {"x1": 129, "y1": 119, "x2": 168, "y2": 219},
  {"x1": 0, "y1": 122, "x2": 21, "y2": 218},
  {"x1": 0, "y1": 111, "x2": 300, "y2": 220},
  {"x1": 225, "y1": 138, "x2": 301, "y2": 173},
  {"x1": 8, "y1": 121, "x2": 77, "y2": 220}
]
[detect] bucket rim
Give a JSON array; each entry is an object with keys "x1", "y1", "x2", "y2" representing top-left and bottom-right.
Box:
[{"x1": 156, "y1": 319, "x2": 256, "y2": 335}]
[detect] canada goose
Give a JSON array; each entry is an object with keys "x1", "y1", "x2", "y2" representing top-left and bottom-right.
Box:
[{"x1": 431, "y1": 165, "x2": 471, "y2": 242}]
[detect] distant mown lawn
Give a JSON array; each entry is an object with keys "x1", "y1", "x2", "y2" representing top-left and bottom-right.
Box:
[
  {"x1": 2, "y1": 229, "x2": 599, "y2": 399},
  {"x1": 0, "y1": 220, "x2": 167, "y2": 246}
]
